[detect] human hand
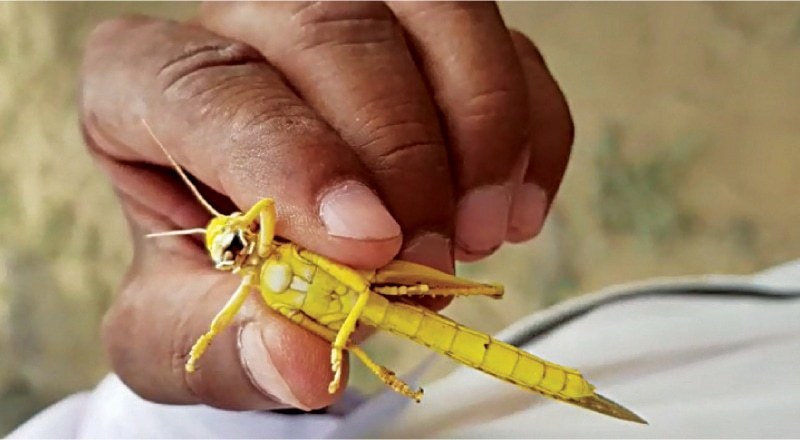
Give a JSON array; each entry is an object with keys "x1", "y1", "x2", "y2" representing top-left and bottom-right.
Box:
[{"x1": 80, "y1": 2, "x2": 572, "y2": 412}]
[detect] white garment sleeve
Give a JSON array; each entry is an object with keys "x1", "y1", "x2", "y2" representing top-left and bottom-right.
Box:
[{"x1": 383, "y1": 259, "x2": 800, "y2": 438}]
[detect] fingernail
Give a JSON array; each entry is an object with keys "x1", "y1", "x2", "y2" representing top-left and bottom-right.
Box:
[
  {"x1": 455, "y1": 185, "x2": 511, "y2": 255},
  {"x1": 319, "y1": 181, "x2": 401, "y2": 240},
  {"x1": 239, "y1": 323, "x2": 310, "y2": 410},
  {"x1": 507, "y1": 183, "x2": 548, "y2": 242},
  {"x1": 400, "y1": 232, "x2": 453, "y2": 273}
]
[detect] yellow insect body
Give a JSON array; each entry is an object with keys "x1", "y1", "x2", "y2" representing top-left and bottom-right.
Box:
[{"x1": 142, "y1": 120, "x2": 646, "y2": 425}]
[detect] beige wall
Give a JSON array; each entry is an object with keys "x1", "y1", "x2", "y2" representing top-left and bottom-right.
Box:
[{"x1": 1, "y1": 2, "x2": 798, "y2": 434}]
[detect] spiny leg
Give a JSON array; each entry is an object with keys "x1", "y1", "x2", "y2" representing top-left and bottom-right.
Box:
[
  {"x1": 374, "y1": 284, "x2": 503, "y2": 298},
  {"x1": 329, "y1": 289, "x2": 370, "y2": 394},
  {"x1": 372, "y1": 260, "x2": 504, "y2": 299},
  {"x1": 349, "y1": 346, "x2": 423, "y2": 402},
  {"x1": 186, "y1": 273, "x2": 255, "y2": 372},
  {"x1": 277, "y1": 309, "x2": 422, "y2": 402},
  {"x1": 373, "y1": 285, "x2": 431, "y2": 295}
]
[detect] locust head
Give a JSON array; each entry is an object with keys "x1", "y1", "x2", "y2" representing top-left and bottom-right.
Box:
[
  {"x1": 140, "y1": 119, "x2": 264, "y2": 272},
  {"x1": 204, "y1": 214, "x2": 257, "y2": 271}
]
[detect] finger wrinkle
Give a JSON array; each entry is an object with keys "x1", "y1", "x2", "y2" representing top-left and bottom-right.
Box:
[
  {"x1": 235, "y1": 102, "x2": 321, "y2": 138},
  {"x1": 184, "y1": 70, "x2": 270, "y2": 103},
  {"x1": 294, "y1": 29, "x2": 398, "y2": 53},
  {"x1": 371, "y1": 140, "x2": 443, "y2": 174},
  {"x1": 350, "y1": 102, "x2": 435, "y2": 139},
  {"x1": 158, "y1": 41, "x2": 264, "y2": 94},
  {"x1": 456, "y1": 86, "x2": 527, "y2": 127},
  {"x1": 290, "y1": 3, "x2": 399, "y2": 53},
  {"x1": 294, "y1": 8, "x2": 395, "y2": 28},
  {"x1": 291, "y1": 2, "x2": 394, "y2": 29}
]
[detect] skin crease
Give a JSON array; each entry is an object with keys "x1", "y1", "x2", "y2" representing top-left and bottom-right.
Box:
[{"x1": 81, "y1": 2, "x2": 573, "y2": 412}]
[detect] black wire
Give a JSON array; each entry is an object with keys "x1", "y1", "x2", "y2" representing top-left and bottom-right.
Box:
[{"x1": 505, "y1": 284, "x2": 800, "y2": 348}]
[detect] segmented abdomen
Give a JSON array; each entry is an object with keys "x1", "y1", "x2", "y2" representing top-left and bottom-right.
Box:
[{"x1": 360, "y1": 294, "x2": 595, "y2": 400}]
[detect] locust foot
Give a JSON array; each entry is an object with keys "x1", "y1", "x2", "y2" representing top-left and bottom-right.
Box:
[
  {"x1": 328, "y1": 347, "x2": 345, "y2": 394},
  {"x1": 378, "y1": 367, "x2": 423, "y2": 402},
  {"x1": 185, "y1": 333, "x2": 214, "y2": 373}
]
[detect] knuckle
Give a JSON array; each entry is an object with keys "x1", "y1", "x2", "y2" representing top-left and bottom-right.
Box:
[
  {"x1": 353, "y1": 111, "x2": 444, "y2": 173},
  {"x1": 342, "y1": 94, "x2": 445, "y2": 171},
  {"x1": 373, "y1": 138, "x2": 443, "y2": 175},
  {"x1": 156, "y1": 49, "x2": 329, "y2": 142},
  {"x1": 222, "y1": 93, "x2": 328, "y2": 152},
  {"x1": 237, "y1": 103, "x2": 322, "y2": 136},
  {"x1": 157, "y1": 39, "x2": 264, "y2": 97},
  {"x1": 457, "y1": 84, "x2": 529, "y2": 142},
  {"x1": 461, "y1": 86, "x2": 525, "y2": 120},
  {"x1": 397, "y1": 1, "x2": 497, "y2": 21},
  {"x1": 290, "y1": 1, "x2": 399, "y2": 52}
]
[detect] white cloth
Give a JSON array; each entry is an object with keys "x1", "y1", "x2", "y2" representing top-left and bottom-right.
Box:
[{"x1": 10, "y1": 260, "x2": 800, "y2": 439}]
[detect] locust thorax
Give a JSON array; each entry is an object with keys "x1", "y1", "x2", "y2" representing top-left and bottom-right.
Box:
[{"x1": 205, "y1": 214, "x2": 259, "y2": 271}]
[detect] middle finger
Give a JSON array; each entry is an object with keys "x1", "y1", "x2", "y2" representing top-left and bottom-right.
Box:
[
  {"x1": 201, "y1": 1, "x2": 456, "y2": 273},
  {"x1": 389, "y1": 1, "x2": 530, "y2": 260}
]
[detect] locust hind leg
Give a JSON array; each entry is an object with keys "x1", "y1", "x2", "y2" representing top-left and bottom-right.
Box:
[
  {"x1": 185, "y1": 272, "x2": 255, "y2": 372},
  {"x1": 278, "y1": 308, "x2": 422, "y2": 402},
  {"x1": 329, "y1": 289, "x2": 370, "y2": 394},
  {"x1": 372, "y1": 260, "x2": 504, "y2": 299},
  {"x1": 349, "y1": 346, "x2": 423, "y2": 402},
  {"x1": 373, "y1": 284, "x2": 503, "y2": 298}
]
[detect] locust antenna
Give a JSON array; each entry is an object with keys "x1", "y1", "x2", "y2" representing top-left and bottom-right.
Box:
[
  {"x1": 146, "y1": 228, "x2": 208, "y2": 238},
  {"x1": 140, "y1": 118, "x2": 223, "y2": 217}
]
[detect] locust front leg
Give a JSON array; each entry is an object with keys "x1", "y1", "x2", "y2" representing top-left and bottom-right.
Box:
[
  {"x1": 238, "y1": 198, "x2": 275, "y2": 258},
  {"x1": 280, "y1": 308, "x2": 423, "y2": 401},
  {"x1": 186, "y1": 272, "x2": 255, "y2": 372}
]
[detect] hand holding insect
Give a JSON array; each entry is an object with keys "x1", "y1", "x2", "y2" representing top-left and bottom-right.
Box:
[
  {"x1": 141, "y1": 118, "x2": 644, "y2": 423},
  {"x1": 80, "y1": 2, "x2": 573, "y2": 413}
]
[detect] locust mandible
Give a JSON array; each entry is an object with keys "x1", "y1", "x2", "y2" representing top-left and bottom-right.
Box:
[{"x1": 141, "y1": 119, "x2": 646, "y2": 425}]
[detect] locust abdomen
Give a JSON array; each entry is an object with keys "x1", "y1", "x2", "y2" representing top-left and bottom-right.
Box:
[{"x1": 361, "y1": 294, "x2": 646, "y2": 424}]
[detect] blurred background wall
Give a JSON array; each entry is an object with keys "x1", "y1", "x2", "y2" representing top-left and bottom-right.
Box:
[{"x1": 0, "y1": 2, "x2": 798, "y2": 434}]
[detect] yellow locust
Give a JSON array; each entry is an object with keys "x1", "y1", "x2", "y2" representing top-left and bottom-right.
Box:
[{"x1": 142, "y1": 120, "x2": 646, "y2": 425}]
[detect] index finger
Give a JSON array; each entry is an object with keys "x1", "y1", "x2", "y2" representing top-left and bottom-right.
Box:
[
  {"x1": 200, "y1": 1, "x2": 456, "y2": 273},
  {"x1": 81, "y1": 16, "x2": 402, "y2": 269}
]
